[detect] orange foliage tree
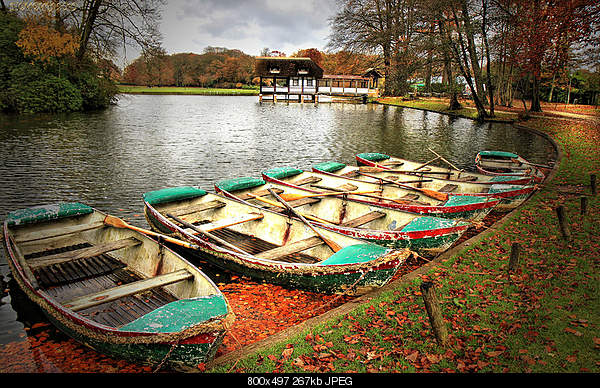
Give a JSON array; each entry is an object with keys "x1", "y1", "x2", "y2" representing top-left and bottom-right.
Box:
[{"x1": 15, "y1": 20, "x2": 77, "y2": 65}]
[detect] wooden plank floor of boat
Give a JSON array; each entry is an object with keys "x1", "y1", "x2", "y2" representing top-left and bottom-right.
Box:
[
  {"x1": 25, "y1": 243, "x2": 177, "y2": 328},
  {"x1": 208, "y1": 228, "x2": 320, "y2": 264}
]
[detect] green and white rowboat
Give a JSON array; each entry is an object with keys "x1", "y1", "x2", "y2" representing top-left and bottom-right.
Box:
[
  {"x1": 142, "y1": 186, "x2": 413, "y2": 295},
  {"x1": 215, "y1": 176, "x2": 471, "y2": 257},
  {"x1": 3, "y1": 202, "x2": 233, "y2": 370},
  {"x1": 313, "y1": 160, "x2": 537, "y2": 212}
]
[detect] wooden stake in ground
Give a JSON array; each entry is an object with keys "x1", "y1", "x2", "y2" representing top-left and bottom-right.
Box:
[
  {"x1": 555, "y1": 205, "x2": 572, "y2": 241},
  {"x1": 508, "y1": 242, "x2": 521, "y2": 272},
  {"x1": 580, "y1": 196, "x2": 588, "y2": 216},
  {"x1": 591, "y1": 174, "x2": 597, "y2": 196},
  {"x1": 420, "y1": 281, "x2": 448, "y2": 346}
]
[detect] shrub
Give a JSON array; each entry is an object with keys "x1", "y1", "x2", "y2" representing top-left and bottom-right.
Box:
[{"x1": 9, "y1": 63, "x2": 83, "y2": 113}]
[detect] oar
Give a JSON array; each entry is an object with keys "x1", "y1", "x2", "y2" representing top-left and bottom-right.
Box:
[
  {"x1": 103, "y1": 215, "x2": 200, "y2": 250},
  {"x1": 358, "y1": 166, "x2": 453, "y2": 175},
  {"x1": 510, "y1": 158, "x2": 552, "y2": 169},
  {"x1": 358, "y1": 172, "x2": 449, "y2": 202},
  {"x1": 413, "y1": 155, "x2": 441, "y2": 171},
  {"x1": 246, "y1": 193, "x2": 336, "y2": 225},
  {"x1": 166, "y1": 213, "x2": 253, "y2": 256},
  {"x1": 428, "y1": 148, "x2": 461, "y2": 172},
  {"x1": 267, "y1": 187, "x2": 342, "y2": 253},
  {"x1": 278, "y1": 190, "x2": 379, "y2": 202}
]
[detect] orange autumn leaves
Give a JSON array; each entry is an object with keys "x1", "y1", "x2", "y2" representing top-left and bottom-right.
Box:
[{"x1": 16, "y1": 20, "x2": 78, "y2": 64}]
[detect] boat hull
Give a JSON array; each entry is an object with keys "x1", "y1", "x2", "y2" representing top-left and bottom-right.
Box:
[
  {"x1": 3, "y1": 204, "x2": 232, "y2": 370},
  {"x1": 474, "y1": 151, "x2": 545, "y2": 183},
  {"x1": 215, "y1": 179, "x2": 470, "y2": 257},
  {"x1": 261, "y1": 168, "x2": 499, "y2": 221},
  {"x1": 143, "y1": 190, "x2": 412, "y2": 295},
  {"x1": 313, "y1": 161, "x2": 536, "y2": 212}
]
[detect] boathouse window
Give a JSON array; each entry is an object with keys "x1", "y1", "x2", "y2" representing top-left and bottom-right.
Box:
[
  {"x1": 306, "y1": 79, "x2": 313, "y2": 86},
  {"x1": 291, "y1": 78, "x2": 299, "y2": 86},
  {"x1": 298, "y1": 69, "x2": 308, "y2": 75},
  {"x1": 270, "y1": 67, "x2": 280, "y2": 74}
]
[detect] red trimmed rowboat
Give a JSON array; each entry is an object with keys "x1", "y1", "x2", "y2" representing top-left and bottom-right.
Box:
[
  {"x1": 215, "y1": 176, "x2": 471, "y2": 257},
  {"x1": 3, "y1": 202, "x2": 233, "y2": 370},
  {"x1": 260, "y1": 166, "x2": 500, "y2": 221}
]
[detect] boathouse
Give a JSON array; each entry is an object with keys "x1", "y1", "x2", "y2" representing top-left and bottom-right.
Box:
[
  {"x1": 256, "y1": 57, "x2": 324, "y2": 102},
  {"x1": 255, "y1": 57, "x2": 382, "y2": 102}
]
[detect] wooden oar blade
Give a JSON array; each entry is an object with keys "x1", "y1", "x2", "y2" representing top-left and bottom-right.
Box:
[{"x1": 103, "y1": 214, "x2": 128, "y2": 229}]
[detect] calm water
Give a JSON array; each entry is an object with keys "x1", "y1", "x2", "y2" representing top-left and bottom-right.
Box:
[{"x1": 0, "y1": 95, "x2": 555, "y2": 358}]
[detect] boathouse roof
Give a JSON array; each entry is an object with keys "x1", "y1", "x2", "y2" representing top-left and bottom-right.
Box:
[{"x1": 255, "y1": 57, "x2": 324, "y2": 78}]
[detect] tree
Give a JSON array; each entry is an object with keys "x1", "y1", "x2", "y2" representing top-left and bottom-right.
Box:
[{"x1": 497, "y1": 0, "x2": 600, "y2": 112}]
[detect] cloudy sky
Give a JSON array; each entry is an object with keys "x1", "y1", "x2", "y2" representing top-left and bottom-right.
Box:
[{"x1": 159, "y1": 0, "x2": 338, "y2": 57}]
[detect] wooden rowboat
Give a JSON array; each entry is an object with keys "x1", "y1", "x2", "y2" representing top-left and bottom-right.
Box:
[
  {"x1": 215, "y1": 177, "x2": 471, "y2": 257},
  {"x1": 260, "y1": 166, "x2": 500, "y2": 221},
  {"x1": 3, "y1": 202, "x2": 234, "y2": 370},
  {"x1": 312, "y1": 161, "x2": 537, "y2": 212},
  {"x1": 142, "y1": 186, "x2": 413, "y2": 295},
  {"x1": 475, "y1": 151, "x2": 547, "y2": 183},
  {"x1": 355, "y1": 152, "x2": 536, "y2": 185}
]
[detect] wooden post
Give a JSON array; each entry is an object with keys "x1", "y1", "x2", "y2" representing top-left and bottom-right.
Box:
[
  {"x1": 591, "y1": 174, "x2": 597, "y2": 196},
  {"x1": 555, "y1": 205, "x2": 571, "y2": 241},
  {"x1": 420, "y1": 282, "x2": 448, "y2": 346},
  {"x1": 508, "y1": 242, "x2": 520, "y2": 272},
  {"x1": 580, "y1": 196, "x2": 588, "y2": 216}
]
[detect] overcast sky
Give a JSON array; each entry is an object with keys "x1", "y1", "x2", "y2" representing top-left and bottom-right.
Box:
[{"x1": 159, "y1": 0, "x2": 338, "y2": 57}]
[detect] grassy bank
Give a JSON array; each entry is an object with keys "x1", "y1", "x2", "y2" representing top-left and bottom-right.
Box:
[
  {"x1": 117, "y1": 85, "x2": 259, "y2": 96},
  {"x1": 209, "y1": 99, "x2": 599, "y2": 373}
]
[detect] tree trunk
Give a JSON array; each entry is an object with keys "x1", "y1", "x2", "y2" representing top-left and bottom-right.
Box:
[
  {"x1": 77, "y1": 0, "x2": 103, "y2": 60},
  {"x1": 531, "y1": 73, "x2": 542, "y2": 112}
]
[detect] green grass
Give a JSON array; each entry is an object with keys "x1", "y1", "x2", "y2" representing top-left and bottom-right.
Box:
[
  {"x1": 209, "y1": 102, "x2": 599, "y2": 374},
  {"x1": 117, "y1": 85, "x2": 259, "y2": 96},
  {"x1": 378, "y1": 97, "x2": 518, "y2": 121}
]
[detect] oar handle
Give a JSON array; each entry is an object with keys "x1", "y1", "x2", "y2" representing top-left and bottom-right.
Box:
[
  {"x1": 166, "y1": 213, "x2": 252, "y2": 256},
  {"x1": 247, "y1": 194, "x2": 335, "y2": 225},
  {"x1": 267, "y1": 187, "x2": 342, "y2": 252},
  {"x1": 103, "y1": 215, "x2": 199, "y2": 250}
]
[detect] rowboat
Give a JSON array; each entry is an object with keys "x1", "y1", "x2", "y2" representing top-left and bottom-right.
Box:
[
  {"x1": 3, "y1": 202, "x2": 233, "y2": 370},
  {"x1": 475, "y1": 151, "x2": 547, "y2": 182},
  {"x1": 142, "y1": 186, "x2": 413, "y2": 295},
  {"x1": 355, "y1": 152, "x2": 536, "y2": 185},
  {"x1": 312, "y1": 161, "x2": 536, "y2": 212},
  {"x1": 215, "y1": 177, "x2": 471, "y2": 257},
  {"x1": 261, "y1": 166, "x2": 500, "y2": 221}
]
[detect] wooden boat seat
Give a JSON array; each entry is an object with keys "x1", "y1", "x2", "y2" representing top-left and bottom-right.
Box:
[
  {"x1": 380, "y1": 161, "x2": 404, "y2": 166},
  {"x1": 263, "y1": 197, "x2": 321, "y2": 213},
  {"x1": 180, "y1": 213, "x2": 264, "y2": 233},
  {"x1": 438, "y1": 184, "x2": 459, "y2": 193},
  {"x1": 169, "y1": 200, "x2": 226, "y2": 217},
  {"x1": 15, "y1": 221, "x2": 106, "y2": 244},
  {"x1": 238, "y1": 187, "x2": 283, "y2": 200},
  {"x1": 27, "y1": 237, "x2": 142, "y2": 270},
  {"x1": 456, "y1": 176, "x2": 477, "y2": 182},
  {"x1": 310, "y1": 183, "x2": 359, "y2": 192},
  {"x1": 340, "y1": 211, "x2": 386, "y2": 228},
  {"x1": 63, "y1": 268, "x2": 193, "y2": 312},
  {"x1": 290, "y1": 176, "x2": 322, "y2": 186},
  {"x1": 255, "y1": 236, "x2": 323, "y2": 262},
  {"x1": 340, "y1": 171, "x2": 360, "y2": 178},
  {"x1": 400, "y1": 193, "x2": 420, "y2": 200}
]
